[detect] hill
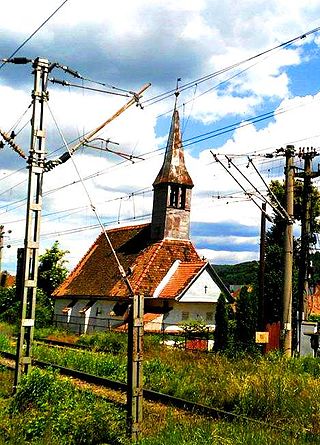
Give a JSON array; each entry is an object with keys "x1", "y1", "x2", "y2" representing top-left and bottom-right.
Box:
[{"x1": 213, "y1": 261, "x2": 259, "y2": 287}]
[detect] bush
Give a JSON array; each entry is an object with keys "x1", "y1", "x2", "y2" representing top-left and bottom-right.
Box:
[
  {"x1": 76, "y1": 331, "x2": 127, "y2": 354},
  {"x1": 7, "y1": 368, "x2": 128, "y2": 445}
]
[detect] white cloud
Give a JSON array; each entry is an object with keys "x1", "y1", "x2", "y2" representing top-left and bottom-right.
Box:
[
  {"x1": 2, "y1": 0, "x2": 320, "y2": 273},
  {"x1": 197, "y1": 248, "x2": 258, "y2": 264}
]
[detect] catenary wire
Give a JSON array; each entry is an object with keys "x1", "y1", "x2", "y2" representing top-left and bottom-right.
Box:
[
  {"x1": 0, "y1": 0, "x2": 70, "y2": 71},
  {"x1": 141, "y1": 26, "x2": 320, "y2": 106}
]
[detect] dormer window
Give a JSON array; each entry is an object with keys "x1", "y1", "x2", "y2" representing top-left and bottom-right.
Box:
[{"x1": 169, "y1": 185, "x2": 186, "y2": 209}]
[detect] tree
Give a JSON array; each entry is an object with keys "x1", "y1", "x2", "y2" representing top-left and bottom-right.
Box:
[
  {"x1": 235, "y1": 286, "x2": 258, "y2": 351},
  {"x1": 37, "y1": 241, "x2": 69, "y2": 325},
  {"x1": 264, "y1": 180, "x2": 320, "y2": 325},
  {"x1": 38, "y1": 241, "x2": 69, "y2": 298},
  {"x1": 0, "y1": 286, "x2": 19, "y2": 324},
  {"x1": 214, "y1": 294, "x2": 230, "y2": 352}
]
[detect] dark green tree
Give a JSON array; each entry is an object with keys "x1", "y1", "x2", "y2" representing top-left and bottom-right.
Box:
[
  {"x1": 214, "y1": 294, "x2": 230, "y2": 352},
  {"x1": 235, "y1": 286, "x2": 258, "y2": 351},
  {"x1": 38, "y1": 240, "x2": 69, "y2": 299},
  {"x1": 36, "y1": 241, "x2": 69, "y2": 325},
  {"x1": 0, "y1": 286, "x2": 19, "y2": 324},
  {"x1": 264, "y1": 180, "x2": 320, "y2": 325}
]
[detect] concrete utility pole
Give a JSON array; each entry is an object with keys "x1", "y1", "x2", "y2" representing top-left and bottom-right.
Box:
[
  {"x1": 14, "y1": 58, "x2": 49, "y2": 389},
  {"x1": 296, "y1": 148, "x2": 319, "y2": 353},
  {"x1": 282, "y1": 145, "x2": 295, "y2": 357},
  {"x1": 127, "y1": 294, "x2": 144, "y2": 442},
  {"x1": 0, "y1": 225, "x2": 4, "y2": 273}
]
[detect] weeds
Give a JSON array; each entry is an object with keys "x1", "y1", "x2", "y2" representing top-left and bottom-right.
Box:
[{"x1": 3, "y1": 368, "x2": 128, "y2": 445}]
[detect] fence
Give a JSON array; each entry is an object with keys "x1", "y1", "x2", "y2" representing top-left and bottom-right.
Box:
[{"x1": 53, "y1": 314, "x2": 214, "y2": 351}]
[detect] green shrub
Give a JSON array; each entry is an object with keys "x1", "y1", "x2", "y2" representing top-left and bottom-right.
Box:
[
  {"x1": 7, "y1": 368, "x2": 128, "y2": 445},
  {"x1": 33, "y1": 344, "x2": 127, "y2": 382},
  {"x1": 0, "y1": 334, "x2": 10, "y2": 352},
  {"x1": 76, "y1": 331, "x2": 127, "y2": 355}
]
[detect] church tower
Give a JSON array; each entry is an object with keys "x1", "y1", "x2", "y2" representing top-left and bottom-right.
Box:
[{"x1": 151, "y1": 106, "x2": 194, "y2": 240}]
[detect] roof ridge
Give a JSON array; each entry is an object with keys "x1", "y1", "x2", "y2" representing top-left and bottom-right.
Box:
[
  {"x1": 106, "y1": 222, "x2": 150, "y2": 233},
  {"x1": 133, "y1": 240, "x2": 164, "y2": 293},
  {"x1": 178, "y1": 260, "x2": 207, "y2": 266}
]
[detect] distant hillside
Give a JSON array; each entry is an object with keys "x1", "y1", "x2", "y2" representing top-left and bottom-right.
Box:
[{"x1": 212, "y1": 261, "x2": 259, "y2": 287}]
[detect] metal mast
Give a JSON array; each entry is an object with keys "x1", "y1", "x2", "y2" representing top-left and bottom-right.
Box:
[{"x1": 14, "y1": 58, "x2": 49, "y2": 388}]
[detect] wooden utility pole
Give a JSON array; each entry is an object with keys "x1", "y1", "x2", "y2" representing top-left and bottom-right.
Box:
[
  {"x1": 14, "y1": 58, "x2": 49, "y2": 389},
  {"x1": 127, "y1": 294, "x2": 144, "y2": 441},
  {"x1": 258, "y1": 203, "x2": 266, "y2": 331},
  {"x1": 282, "y1": 145, "x2": 295, "y2": 357}
]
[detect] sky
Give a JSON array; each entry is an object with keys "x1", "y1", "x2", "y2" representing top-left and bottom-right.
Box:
[{"x1": 1, "y1": 0, "x2": 320, "y2": 273}]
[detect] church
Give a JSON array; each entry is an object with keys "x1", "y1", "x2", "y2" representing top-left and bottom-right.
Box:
[{"x1": 53, "y1": 105, "x2": 232, "y2": 334}]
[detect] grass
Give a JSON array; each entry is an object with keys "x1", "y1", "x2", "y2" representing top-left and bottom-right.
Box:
[
  {"x1": 1, "y1": 326, "x2": 320, "y2": 442},
  {"x1": 0, "y1": 368, "x2": 128, "y2": 445},
  {"x1": 138, "y1": 415, "x2": 320, "y2": 445},
  {"x1": 0, "y1": 367, "x2": 318, "y2": 445},
  {"x1": 30, "y1": 341, "x2": 320, "y2": 437}
]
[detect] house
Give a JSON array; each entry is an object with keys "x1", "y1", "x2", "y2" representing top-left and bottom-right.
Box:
[
  {"x1": 308, "y1": 283, "x2": 320, "y2": 317},
  {"x1": 0, "y1": 271, "x2": 15, "y2": 288},
  {"x1": 53, "y1": 104, "x2": 232, "y2": 334}
]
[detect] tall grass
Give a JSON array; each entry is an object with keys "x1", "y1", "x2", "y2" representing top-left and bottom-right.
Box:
[
  {"x1": 2, "y1": 326, "x2": 319, "y2": 440},
  {"x1": 31, "y1": 342, "x2": 320, "y2": 436},
  {"x1": 33, "y1": 344, "x2": 127, "y2": 382},
  {"x1": 138, "y1": 415, "x2": 319, "y2": 445},
  {"x1": 0, "y1": 368, "x2": 128, "y2": 445}
]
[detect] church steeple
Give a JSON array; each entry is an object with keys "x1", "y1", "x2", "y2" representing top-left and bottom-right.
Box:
[{"x1": 151, "y1": 104, "x2": 194, "y2": 240}]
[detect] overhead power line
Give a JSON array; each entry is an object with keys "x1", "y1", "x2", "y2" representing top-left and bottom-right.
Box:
[
  {"x1": 142, "y1": 25, "x2": 320, "y2": 107},
  {"x1": 0, "y1": 0, "x2": 70, "y2": 71}
]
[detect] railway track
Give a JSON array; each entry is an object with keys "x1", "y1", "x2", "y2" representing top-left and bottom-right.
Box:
[
  {"x1": 0, "y1": 348, "x2": 296, "y2": 435},
  {"x1": 0, "y1": 349, "x2": 234, "y2": 419}
]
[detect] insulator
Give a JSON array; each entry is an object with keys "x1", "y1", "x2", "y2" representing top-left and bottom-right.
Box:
[
  {"x1": 8, "y1": 57, "x2": 32, "y2": 64},
  {"x1": 0, "y1": 129, "x2": 26, "y2": 159}
]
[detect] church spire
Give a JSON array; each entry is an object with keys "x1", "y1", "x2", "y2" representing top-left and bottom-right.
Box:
[{"x1": 151, "y1": 90, "x2": 194, "y2": 241}]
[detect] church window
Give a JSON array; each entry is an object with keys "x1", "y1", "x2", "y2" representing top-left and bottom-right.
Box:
[
  {"x1": 169, "y1": 185, "x2": 179, "y2": 207},
  {"x1": 169, "y1": 185, "x2": 186, "y2": 209},
  {"x1": 179, "y1": 187, "x2": 186, "y2": 208}
]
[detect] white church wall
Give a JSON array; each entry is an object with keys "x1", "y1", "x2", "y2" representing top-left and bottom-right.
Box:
[{"x1": 179, "y1": 268, "x2": 221, "y2": 303}]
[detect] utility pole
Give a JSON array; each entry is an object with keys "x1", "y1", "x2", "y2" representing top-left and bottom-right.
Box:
[
  {"x1": 127, "y1": 294, "x2": 144, "y2": 441},
  {"x1": 296, "y1": 148, "x2": 319, "y2": 353},
  {"x1": 14, "y1": 58, "x2": 49, "y2": 389},
  {"x1": 258, "y1": 203, "x2": 266, "y2": 332},
  {"x1": 282, "y1": 145, "x2": 295, "y2": 357},
  {"x1": 0, "y1": 225, "x2": 4, "y2": 273}
]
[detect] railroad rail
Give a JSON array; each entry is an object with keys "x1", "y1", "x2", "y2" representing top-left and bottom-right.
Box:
[{"x1": 0, "y1": 349, "x2": 299, "y2": 435}]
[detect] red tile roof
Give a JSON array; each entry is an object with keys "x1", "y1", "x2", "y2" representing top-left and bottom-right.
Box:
[
  {"x1": 53, "y1": 223, "x2": 201, "y2": 299},
  {"x1": 159, "y1": 262, "x2": 206, "y2": 299}
]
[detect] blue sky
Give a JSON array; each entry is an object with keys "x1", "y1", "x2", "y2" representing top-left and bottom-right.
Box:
[{"x1": 1, "y1": 0, "x2": 320, "y2": 272}]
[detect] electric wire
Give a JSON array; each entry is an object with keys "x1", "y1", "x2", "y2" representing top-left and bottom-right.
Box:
[
  {"x1": 248, "y1": 157, "x2": 289, "y2": 220},
  {"x1": 1, "y1": 28, "x2": 318, "y2": 253},
  {"x1": 8, "y1": 102, "x2": 32, "y2": 134},
  {"x1": 211, "y1": 151, "x2": 273, "y2": 221},
  {"x1": 0, "y1": 0, "x2": 70, "y2": 71},
  {"x1": 49, "y1": 78, "x2": 130, "y2": 97},
  {"x1": 7, "y1": 212, "x2": 153, "y2": 246},
  {"x1": 47, "y1": 102, "x2": 134, "y2": 295},
  {"x1": 142, "y1": 26, "x2": 319, "y2": 107}
]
